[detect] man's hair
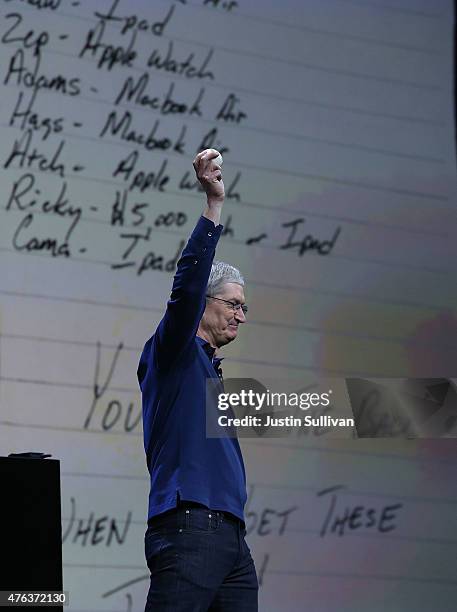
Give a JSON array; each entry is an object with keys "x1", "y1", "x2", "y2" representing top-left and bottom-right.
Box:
[{"x1": 206, "y1": 261, "x2": 244, "y2": 297}]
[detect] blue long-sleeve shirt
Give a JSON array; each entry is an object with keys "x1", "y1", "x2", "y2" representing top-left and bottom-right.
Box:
[{"x1": 138, "y1": 216, "x2": 247, "y2": 522}]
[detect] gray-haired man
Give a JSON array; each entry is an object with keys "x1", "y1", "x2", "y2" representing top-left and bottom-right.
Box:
[{"x1": 139, "y1": 149, "x2": 258, "y2": 610}]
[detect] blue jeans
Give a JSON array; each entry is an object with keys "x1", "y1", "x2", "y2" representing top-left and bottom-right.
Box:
[{"x1": 144, "y1": 504, "x2": 258, "y2": 611}]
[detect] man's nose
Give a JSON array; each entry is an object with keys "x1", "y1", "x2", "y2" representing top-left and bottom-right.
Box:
[{"x1": 234, "y1": 308, "x2": 246, "y2": 323}]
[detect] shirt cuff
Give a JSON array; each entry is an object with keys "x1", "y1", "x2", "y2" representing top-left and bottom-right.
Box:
[{"x1": 190, "y1": 216, "x2": 224, "y2": 247}]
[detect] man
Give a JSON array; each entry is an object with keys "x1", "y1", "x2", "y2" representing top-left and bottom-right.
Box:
[{"x1": 138, "y1": 149, "x2": 258, "y2": 611}]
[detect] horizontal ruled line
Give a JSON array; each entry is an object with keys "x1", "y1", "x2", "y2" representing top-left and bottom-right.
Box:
[
  {"x1": 250, "y1": 480, "x2": 457, "y2": 504},
  {"x1": 193, "y1": 0, "x2": 446, "y2": 55},
  {"x1": 20, "y1": 33, "x2": 443, "y2": 98},
  {"x1": 4, "y1": 312, "x2": 457, "y2": 354},
  {"x1": 62, "y1": 516, "x2": 144, "y2": 525},
  {"x1": 0, "y1": 274, "x2": 454, "y2": 314},
  {"x1": 0, "y1": 434, "x2": 452, "y2": 470},
  {"x1": 332, "y1": 0, "x2": 447, "y2": 20},
  {"x1": 57, "y1": 567, "x2": 457, "y2": 596},
  {"x1": 0, "y1": 343, "x2": 382, "y2": 381},
  {"x1": 267, "y1": 568, "x2": 457, "y2": 587},
  {"x1": 244, "y1": 439, "x2": 457, "y2": 468},
  {"x1": 55, "y1": 465, "x2": 457, "y2": 503},
  {"x1": 0, "y1": 420, "x2": 141, "y2": 435},
  {"x1": 0, "y1": 376, "x2": 138, "y2": 394},
  {"x1": 71, "y1": 80, "x2": 447, "y2": 128},
  {"x1": 250, "y1": 278, "x2": 455, "y2": 311},
  {"x1": 57, "y1": 114, "x2": 450, "y2": 165},
  {"x1": 163, "y1": 32, "x2": 443, "y2": 91},
  {"x1": 0, "y1": 289, "x2": 157, "y2": 312},
  {"x1": 59, "y1": 565, "x2": 457, "y2": 587},
  {"x1": 4, "y1": 327, "x2": 457, "y2": 371},
  {"x1": 64, "y1": 562, "x2": 146, "y2": 570},
  {"x1": 0, "y1": 237, "x2": 454, "y2": 290},
  {"x1": 4, "y1": 157, "x2": 447, "y2": 204},
  {"x1": 62, "y1": 470, "x2": 148, "y2": 481},
  {"x1": 287, "y1": 525, "x2": 457, "y2": 547},
  {"x1": 75, "y1": 163, "x2": 449, "y2": 203}
]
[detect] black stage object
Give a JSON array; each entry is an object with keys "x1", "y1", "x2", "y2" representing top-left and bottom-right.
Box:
[{"x1": 0, "y1": 456, "x2": 63, "y2": 611}]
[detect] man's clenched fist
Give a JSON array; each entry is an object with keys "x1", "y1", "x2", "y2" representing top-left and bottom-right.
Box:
[{"x1": 193, "y1": 149, "x2": 224, "y2": 204}]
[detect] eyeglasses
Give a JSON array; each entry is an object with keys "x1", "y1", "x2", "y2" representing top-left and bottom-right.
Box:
[{"x1": 206, "y1": 296, "x2": 248, "y2": 315}]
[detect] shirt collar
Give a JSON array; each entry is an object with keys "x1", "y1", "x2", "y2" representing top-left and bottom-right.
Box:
[{"x1": 196, "y1": 336, "x2": 224, "y2": 367}]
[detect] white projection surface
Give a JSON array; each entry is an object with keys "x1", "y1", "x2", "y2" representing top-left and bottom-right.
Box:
[{"x1": 1, "y1": 0, "x2": 457, "y2": 610}]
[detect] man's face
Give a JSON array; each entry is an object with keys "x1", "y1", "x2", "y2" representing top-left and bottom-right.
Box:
[{"x1": 200, "y1": 282, "x2": 246, "y2": 348}]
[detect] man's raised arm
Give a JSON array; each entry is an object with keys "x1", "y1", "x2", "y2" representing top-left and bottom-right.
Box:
[{"x1": 138, "y1": 149, "x2": 225, "y2": 381}]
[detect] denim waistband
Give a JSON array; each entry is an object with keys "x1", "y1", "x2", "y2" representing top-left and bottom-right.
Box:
[{"x1": 148, "y1": 501, "x2": 244, "y2": 529}]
